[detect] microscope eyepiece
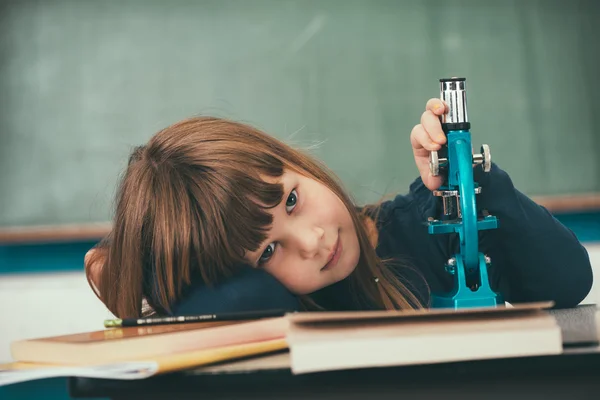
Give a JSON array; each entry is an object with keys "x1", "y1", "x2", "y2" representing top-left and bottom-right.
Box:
[{"x1": 439, "y1": 77, "x2": 470, "y2": 130}]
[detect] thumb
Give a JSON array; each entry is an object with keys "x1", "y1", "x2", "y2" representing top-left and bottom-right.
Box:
[{"x1": 422, "y1": 172, "x2": 443, "y2": 191}]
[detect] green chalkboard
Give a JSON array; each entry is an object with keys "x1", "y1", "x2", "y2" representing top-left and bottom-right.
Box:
[{"x1": 0, "y1": 0, "x2": 598, "y2": 227}]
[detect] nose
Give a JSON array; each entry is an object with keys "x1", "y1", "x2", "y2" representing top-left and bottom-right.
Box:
[{"x1": 295, "y1": 225, "x2": 325, "y2": 259}]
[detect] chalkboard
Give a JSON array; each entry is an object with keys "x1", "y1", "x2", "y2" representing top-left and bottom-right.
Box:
[{"x1": 0, "y1": 0, "x2": 598, "y2": 227}]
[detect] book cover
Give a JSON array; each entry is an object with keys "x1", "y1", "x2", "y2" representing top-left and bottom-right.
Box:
[{"x1": 10, "y1": 317, "x2": 289, "y2": 365}]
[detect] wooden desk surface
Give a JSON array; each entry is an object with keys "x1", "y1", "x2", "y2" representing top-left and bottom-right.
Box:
[{"x1": 69, "y1": 305, "x2": 600, "y2": 400}]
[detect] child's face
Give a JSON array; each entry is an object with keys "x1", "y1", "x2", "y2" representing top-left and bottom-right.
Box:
[{"x1": 245, "y1": 169, "x2": 360, "y2": 295}]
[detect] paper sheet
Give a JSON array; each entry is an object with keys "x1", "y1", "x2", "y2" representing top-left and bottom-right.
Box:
[{"x1": 0, "y1": 361, "x2": 158, "y2": 387}]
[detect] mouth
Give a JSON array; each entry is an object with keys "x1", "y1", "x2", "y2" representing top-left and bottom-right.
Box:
[{"x1": 322, "y1": 234, "x2": 342, "y2": 271}]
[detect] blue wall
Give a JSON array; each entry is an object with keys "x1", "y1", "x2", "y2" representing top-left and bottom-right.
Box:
[
  {"x1": 0, "y1": 240, "x2": 99, "y2": 274},
  {"x1": 0, "y1": 378, "x2": 105, "y2": 400},
  {"x1": 552, "y1": 212, "x2": 600, "y2": 243}
]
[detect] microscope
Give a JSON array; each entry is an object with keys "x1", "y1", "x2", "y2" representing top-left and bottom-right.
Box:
[{"x1": 428, "y1": 77, "x2": 504, "y2": 309}]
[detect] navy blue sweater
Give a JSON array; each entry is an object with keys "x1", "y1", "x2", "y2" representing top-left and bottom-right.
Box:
[{"x1": 170, "y1": 163, "x2": 593, "y2": 315}]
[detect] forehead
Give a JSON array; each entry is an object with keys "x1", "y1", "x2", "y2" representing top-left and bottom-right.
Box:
[{"x1": 261, "y1": 168, "x2": 301, "y2": 185}]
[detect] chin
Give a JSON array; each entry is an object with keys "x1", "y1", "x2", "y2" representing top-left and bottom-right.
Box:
[{"x1": 339, "y1": 257, "x2": 359, "y2": 281}]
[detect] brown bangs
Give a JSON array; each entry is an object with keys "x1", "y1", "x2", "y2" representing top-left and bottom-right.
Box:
[
  {"x1": 141, "y1": 119, "x2": 290, "y2": 289},
  {"x1": 196, "y1": 159, "x2": 286, "y2": 275}
]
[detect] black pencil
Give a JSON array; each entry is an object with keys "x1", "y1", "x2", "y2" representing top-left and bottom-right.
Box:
[{"x1": 103, "y1": 308, "x2": 288, "y2": 328}]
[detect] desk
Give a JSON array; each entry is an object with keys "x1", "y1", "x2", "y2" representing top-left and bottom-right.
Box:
[{"x1": 69, "y1": 306, "x2": 600, "y2": 400}]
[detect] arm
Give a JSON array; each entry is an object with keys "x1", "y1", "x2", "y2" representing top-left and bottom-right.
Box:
[
  {"x1": 410, "y1": 98, "x2": 592, "y2": 309},
  {"x1": 84, "y1": 234, "x2": 299, "y2": 315},
  {"x1": 171, "y1": 267, "x2": 300, "y2": 316},
  {"x1": 475, "y1": 163, "x2": 593, "y2": 308},
  {"x1": 84, "y1": 235, "x2": 112, "y2": 297}
]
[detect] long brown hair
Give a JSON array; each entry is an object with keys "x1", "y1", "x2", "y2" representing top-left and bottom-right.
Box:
[{"x1": 88, "y1": 117, "x2": 422, "y2": 318}]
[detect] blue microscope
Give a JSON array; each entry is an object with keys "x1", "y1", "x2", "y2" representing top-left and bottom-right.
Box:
[{"x1": 427, "y1": 77, "x2": 504, "y2": 309}]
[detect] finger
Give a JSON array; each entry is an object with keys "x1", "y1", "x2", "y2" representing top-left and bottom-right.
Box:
[
  {"x1": 410, "y1": 124, "x2": 441, "y2": 151},
  {"x1": 425, "y1": 98, "x2": 448, "y2": 116},
  {"x1": 413, "y1": 151, "x2": 444, "y2": 191},
  {"x1": 420, "y1": 111, "x2": 446, "y2": 145}
]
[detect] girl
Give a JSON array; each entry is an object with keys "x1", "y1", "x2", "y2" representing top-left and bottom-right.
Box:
[{"x1": 85, "y1": 99, "x2": 593, "y2": 318}]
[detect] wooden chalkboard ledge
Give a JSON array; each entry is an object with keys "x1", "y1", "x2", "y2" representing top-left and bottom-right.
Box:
[
  {"x1": 0, "y1": 193, "x2": 598, "y2": 244},
  {"x1": 532, "y1": 192, "x2": 600, "y2": 214},
  {"x1": 0, "y1": 223, "x2": 112, "y2": 244}
]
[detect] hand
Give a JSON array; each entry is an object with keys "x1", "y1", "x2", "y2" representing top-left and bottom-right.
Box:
[
  {"x1": 410, "y1": 98, "x2": 449, "y2": 191},
  {"x1": 84, "y1": 249, "x2": 104, "y2": 292}
]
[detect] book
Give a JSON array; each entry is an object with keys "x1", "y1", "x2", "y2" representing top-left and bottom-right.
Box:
[
  {"x1": 286, "y1": 302, "x2": 562, "y2": 374},
  {"x1": 0, "y1": 338, "x2": 287, "y2": 387},
  {"x1": 10, "y1": 317, "x2": 289, "y2": 365}
]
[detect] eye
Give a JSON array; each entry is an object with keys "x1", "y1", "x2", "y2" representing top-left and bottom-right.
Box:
[
  {"x1": 258, "y1": 243, "x2": 276, "y2": 265},
  {"x1": 285, "y1": 189, "x2": 298, "y2": 214},
  {"x1": 257, "y1": 188, "x2": 299, "y2": 267}
]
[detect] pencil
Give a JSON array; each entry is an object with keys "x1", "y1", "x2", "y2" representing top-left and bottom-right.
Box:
[{"x1": 103, "y1": 309, "x2": 287, "y2": 328}]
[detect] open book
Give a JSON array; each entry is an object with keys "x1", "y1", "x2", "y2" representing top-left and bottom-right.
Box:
[{"x1": 0, "y1": 338, "x2": 287, "y2": 386}]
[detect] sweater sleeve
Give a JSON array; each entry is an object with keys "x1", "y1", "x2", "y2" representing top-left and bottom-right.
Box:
[
  {"x1": 470, "y1": 163, "x2": 593, "y2": 308},
  {"x1": 171, "y1": 267, "x2": 301, "y2": 316},
  {"x1": 88, "y1": 234, "x2": 300, "y2": 316}
]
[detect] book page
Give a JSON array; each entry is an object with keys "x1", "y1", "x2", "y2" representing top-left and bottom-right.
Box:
[{"x1": 0, "y1": 361, "x2": 158, "y2": 387}]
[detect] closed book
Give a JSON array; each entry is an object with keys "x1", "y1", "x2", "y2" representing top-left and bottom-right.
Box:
[
  {"x1": 10, "y1": 317, "x2": 288, "y2": 365},
  {"x1": 287, "y1": 303, "x2": 561, "y2": 374}
]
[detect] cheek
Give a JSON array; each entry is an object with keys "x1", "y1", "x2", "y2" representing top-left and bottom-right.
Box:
[
  {"x1": 332, "y1": 195, "x2": 354, "y2": 231},
  {"x1": 346, "y1": 230, "x2": 361, "y2": 266},
  {"x1": 316, "y1": 192, "x2": 348, "y2": 225}
]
